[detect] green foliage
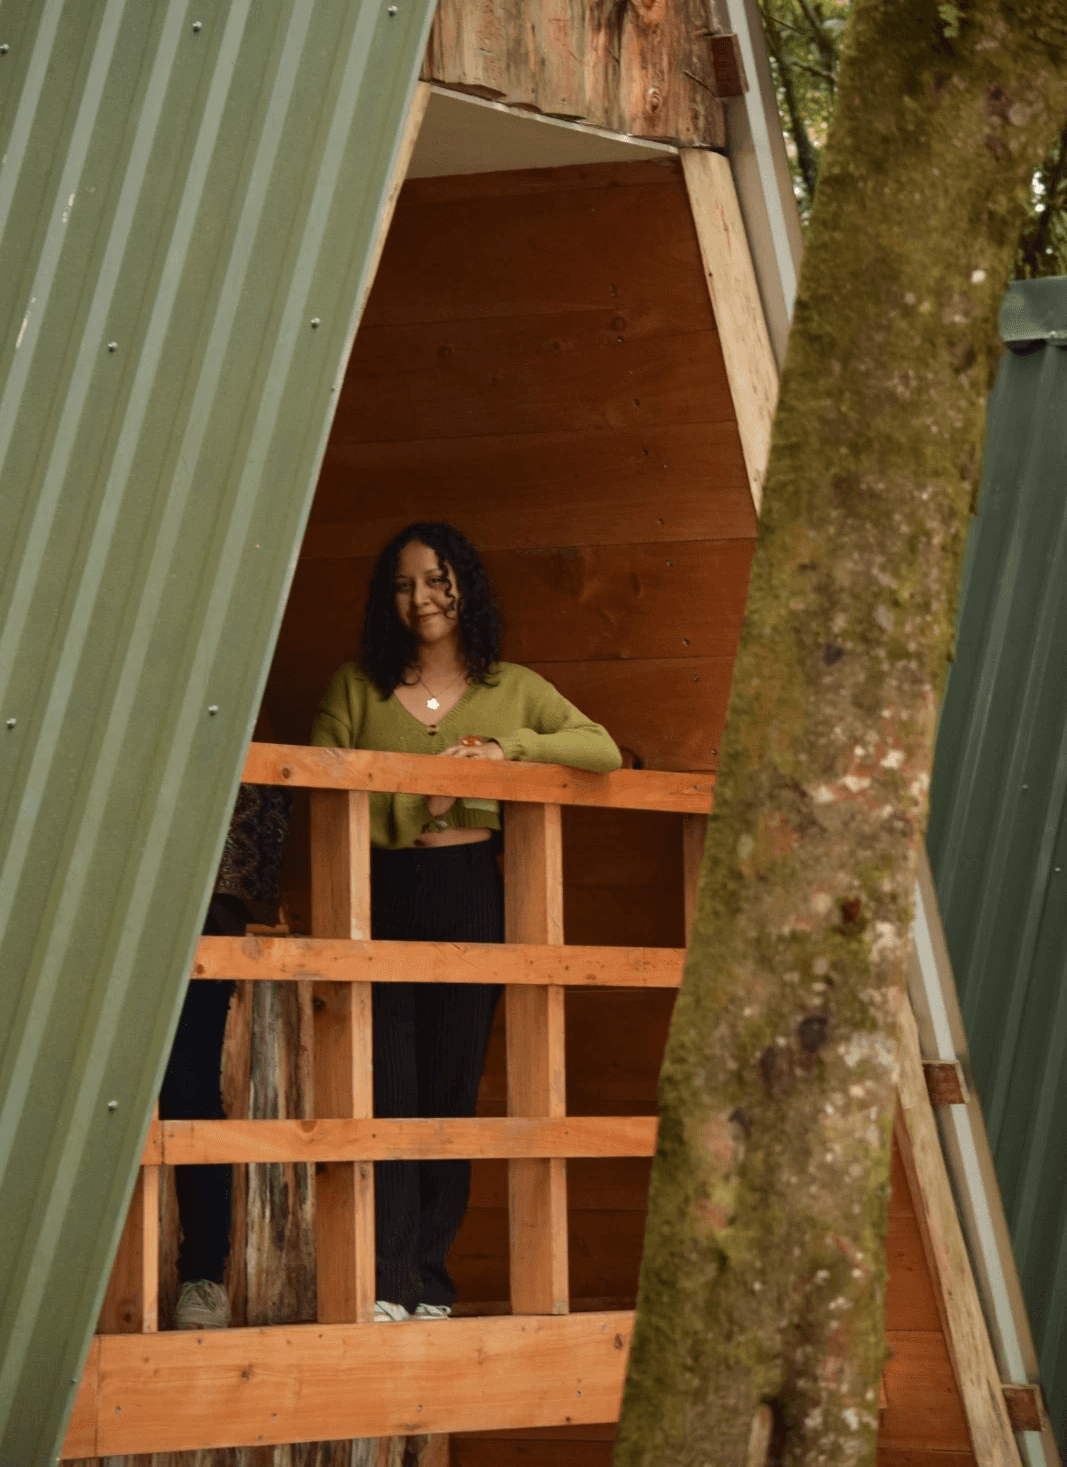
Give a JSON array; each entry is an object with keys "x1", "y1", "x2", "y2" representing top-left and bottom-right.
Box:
[
  {"x1": 1014, "y1": 125, "x2": 1067, "y2": 276},
  {"x1": 760, "y1": 0, "x2": 1067, "y2": 275},
  {"x1": 758, "y1": 0, "x2": 850, "y2": 221}
]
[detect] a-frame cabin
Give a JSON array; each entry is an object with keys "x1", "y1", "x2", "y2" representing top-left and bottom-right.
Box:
[{"x1": 0, "y1": 4, "x2": 1053, "y2": 1466}]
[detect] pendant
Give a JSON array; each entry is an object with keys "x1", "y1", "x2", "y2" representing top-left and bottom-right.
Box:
[{"x1": 426, "y1": 697, "x2": 440, "y2": 710}]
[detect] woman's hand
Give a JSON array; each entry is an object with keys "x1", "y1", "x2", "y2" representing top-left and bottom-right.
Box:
[
  {"x1": 437, "y1": 739, "x2": 506, "y2": 761},
  {"x1": 425, "y1": 740, "x2": 505, "y2": 816}
]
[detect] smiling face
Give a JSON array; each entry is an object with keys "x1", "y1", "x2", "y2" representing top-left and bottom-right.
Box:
[{"x1": 393, "y1": 540, "x2": 461, "y2": 650}]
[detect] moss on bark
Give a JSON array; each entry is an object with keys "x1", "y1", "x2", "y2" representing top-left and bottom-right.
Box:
[{"x1": 615, "y1": 3, "x2": 1067, "y2": 1463}]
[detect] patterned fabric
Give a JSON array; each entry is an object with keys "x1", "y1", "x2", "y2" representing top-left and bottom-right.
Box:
[{"x1": 213, "y1": 783, "x2": 292, "y2": 924}]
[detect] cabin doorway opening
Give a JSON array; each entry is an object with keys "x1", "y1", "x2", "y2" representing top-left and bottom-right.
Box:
[{"x1": 257, "y1": 86, "x2": 756, "y2": 1462}]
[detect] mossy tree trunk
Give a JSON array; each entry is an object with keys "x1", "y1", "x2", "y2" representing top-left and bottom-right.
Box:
[{"x1": 615, "y1": 3, "x2": 1067, "y2": 1463}]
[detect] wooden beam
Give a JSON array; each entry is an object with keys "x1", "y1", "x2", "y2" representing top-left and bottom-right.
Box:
[
  {"x1": 192, "y1": 936, "x2": 686, "y2": 989},
  {"x1": 153, "y1": 1116, "x2": 659, "y2": 1166},
  {"x1": 63, "y1": 1310, "x2": 632, "y2": 1457},
  {"x1": 681, "y1": 150, "x2": 779, "y2": 517},
  {"x1": 893, "y1": 988, "x2": 1020, "y2": 1467},
  {"x1": 311, "y1": 788, "x2": 375, "y2": 1324},
  {"x1": 242, "y1": 743, "x2": 714, "y2": 814},
  {"x1": 505, "y1": 803, "x2": 568, "y2": 1316},
  {"x1": 98, "y1": 1121, "x2": 159, "y2": 1332},
  {"x1": 59, "y1": 1336, "x2": 99, "y2": 1460}
]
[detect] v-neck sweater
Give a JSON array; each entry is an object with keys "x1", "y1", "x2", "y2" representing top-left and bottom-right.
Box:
[{"x1": 310, "y1": 661, "x2": 622, "y2": 849}]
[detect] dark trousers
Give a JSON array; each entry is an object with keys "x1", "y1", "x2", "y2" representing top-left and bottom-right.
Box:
[
  {"x1": 371, "y1": 841, "x2": 503, "y2": 1312},
  {"x1": 158, "y1": 897, "x2": 243, "y2": 1284}
]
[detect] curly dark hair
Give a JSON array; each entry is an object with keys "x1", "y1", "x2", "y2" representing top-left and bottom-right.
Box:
[{"x1": 360, "y1": 521, "x2": 503, "y2": 696}]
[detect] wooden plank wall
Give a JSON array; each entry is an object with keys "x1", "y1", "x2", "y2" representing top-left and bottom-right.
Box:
[{"x1": 262, "y1": 156, "x2": 755, "y2": 1396}]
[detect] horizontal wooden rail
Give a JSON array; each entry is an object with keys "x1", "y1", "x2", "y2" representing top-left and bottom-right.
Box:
[
  {"x1": 143, "y1": 1116, "x2": 659, "y2": 1167},
  {"x1": 62, "y1": 1311, "x2": 634, "y2": 1457},
  {"x1": 243, "y1": 742, "x2": 714, "y2": 813},
  {"x1": 193, "y1": 935, "x2": 686, "y2": 987}
]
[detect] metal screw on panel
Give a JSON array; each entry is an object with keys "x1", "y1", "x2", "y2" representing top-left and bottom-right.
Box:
[
  {"x1": 192, "y1": 19, "x2": 202, "y2": 30},
  {"x1": 108, "y1": 341, "x2": 117, "y2": 352},
  {"x1": 208, "y1": 705, "x2": 219, "y2": 715},
  {"x1": 388, "y1": 5, "x2": 398, "y2": 13},
  {"x1": 107, "y1": 1100, "x2": 118, "y2": 1112},
  {"x1": 0, "y1": 44, "x2": 9, "y2": 54},
  {"x1": 310, "y1": 317, "x2": 320, "y2": 327},
  {"x1": 5, "y1": 718, "x2": 14, "y2": 728}
]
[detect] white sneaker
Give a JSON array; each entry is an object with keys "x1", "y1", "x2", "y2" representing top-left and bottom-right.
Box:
[
  {"x1": 413, "y1": 1303, "x2": 451, "y2": 1319},
  {"x1": 373, "y1": 1300, "x2": 411, "y2": 1322}
]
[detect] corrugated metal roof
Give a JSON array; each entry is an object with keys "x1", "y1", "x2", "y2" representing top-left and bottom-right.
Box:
[
  {"x1": 0, "y1": 3, "x2": 434, "y2": 1461},
  {"x1": 927, "y1": 275, "x2": 1067, "y2": 1454}
]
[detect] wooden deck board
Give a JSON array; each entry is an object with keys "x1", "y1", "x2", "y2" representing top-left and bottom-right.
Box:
[
  {"x1": 149, "y1": 1116, "x2": 659, "y2": 1167},
  {"x1": 64, "y1": 1312, "x2": 634, "y2": 1456},
  {"x1": 192, "y1": 936, "x2": 686, "y2": 987}
]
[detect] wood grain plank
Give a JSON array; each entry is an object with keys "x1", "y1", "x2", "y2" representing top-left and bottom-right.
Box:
[
  {"x1": 893, "y1": 990, "x2": 1019, "y2": 1466},
  {"x1": 192, "y1": 936, "x2": 685, "y2": 988},
  {"x1": 86, "y1": 1311, "x2": 634, "y2": 1454},
  {"x1": 154, "y1": 1116, "x2": 659, "y2": 1165},
  {"x1": 59, "y1": 1335, "x2": 99, "y2": 1460},
  {"x1": 97, "y1": 1165, "x2": 158, "y2": 1334},
  {"x1": 425, "y1": 1, "x2": 724, "y2": 147},
  {"x1": 682, "y1": 151, "x2": 779, "y2": 516},
  {"x1": 881, "y1": 1332, "x2": 974, "y2": 1449},
  {"x1": 242, "y1": 744, "x2": 715, "y2": 811},
  {"x1": 525, "y1": 659, "x2": 733, "y2": 772},
  {"x1": 504, "y1": 804, "x2": 569, "y2": 1316},
  {"x1": 365, "y1": 165, "x2": 715, "y2": 328},
  {"x1": 304, "y1": 423, "x2": 756, "y2": 549},
  {"x1": 284, "y1": 542, "x2": 753, "y2": 666},
  {"x1": 336, "y1": 324, "x2": 733, "y2": 446},
  {"x1": 311, "y1": 789, "x2": 375, "y2": 1324}
]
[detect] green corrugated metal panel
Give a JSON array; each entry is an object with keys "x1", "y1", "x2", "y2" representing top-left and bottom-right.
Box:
[
  {"x1": 928, "y1": 276, "x2": 1067, "y2": 1453},
  {"x1": 0, "y1": 2, "x2": 434, "y2": 1461}
]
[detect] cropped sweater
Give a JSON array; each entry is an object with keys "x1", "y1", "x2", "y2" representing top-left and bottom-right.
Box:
[{"x1": 310, "y1": 661, "x2": 622, "y2": 849}]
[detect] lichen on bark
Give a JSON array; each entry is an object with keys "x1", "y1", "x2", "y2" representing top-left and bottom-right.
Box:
[{"x1": 614, "y1": 3, "x2": 1067, "y2": 1463}]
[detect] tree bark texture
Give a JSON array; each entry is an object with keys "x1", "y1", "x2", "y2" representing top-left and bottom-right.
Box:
[
  {"x1": 424, "y1": 0, "x2": 727, "y2": 148},
  {"x1": 615, "y1": 3, "x2": 1067, "y2": 1463}
]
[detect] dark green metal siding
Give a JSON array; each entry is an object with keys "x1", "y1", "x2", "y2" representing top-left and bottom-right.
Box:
[
  {"x1": 928, "y1": 276, "x2": 1067, "y2": 1450},
  {"x1": 0, "y1": 3, "x2": 434, "y2": 1462}
]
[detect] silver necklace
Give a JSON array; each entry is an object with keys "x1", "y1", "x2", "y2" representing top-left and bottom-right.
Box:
[{"x1": 414, "y1": 668, "x2": 465, "y2": 712}]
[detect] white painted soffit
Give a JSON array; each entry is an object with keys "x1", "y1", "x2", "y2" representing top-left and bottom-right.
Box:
[{"x1": 407, "y1": 86, "x2": 678, "y2": 179}]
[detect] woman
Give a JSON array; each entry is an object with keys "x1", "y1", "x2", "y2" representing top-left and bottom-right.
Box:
[{"x1": 310, "y1": 521, "x2": 620, "y2": 1322}]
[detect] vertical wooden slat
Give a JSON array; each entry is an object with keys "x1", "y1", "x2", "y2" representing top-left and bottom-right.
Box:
[
  {"x1": 98, "y1": 1105, "x2": 160, "y2": 1334},
  {"x1": 311, "y1": 789, "x2": 375, "y2": 1324},
  {"x1": 504, "y1": 802, "x2": 568, "y2": 1315},
  {"x1": 682, "y1": 813, "x2": 707, "y2": 941}
]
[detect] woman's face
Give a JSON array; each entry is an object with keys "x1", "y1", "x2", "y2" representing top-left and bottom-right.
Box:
[{"x1": 394, "y1": 540, "x2": 460, "y2": 648}]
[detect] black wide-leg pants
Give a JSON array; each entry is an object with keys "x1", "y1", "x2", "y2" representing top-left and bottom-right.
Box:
[{"x1": 370, "y1": 841, "x2": 504, "y2": 1312}]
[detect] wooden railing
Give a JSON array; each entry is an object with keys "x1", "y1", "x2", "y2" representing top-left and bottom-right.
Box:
[{"x1": 64, "y1": 744, "x2": 712, "y2": 1459}]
